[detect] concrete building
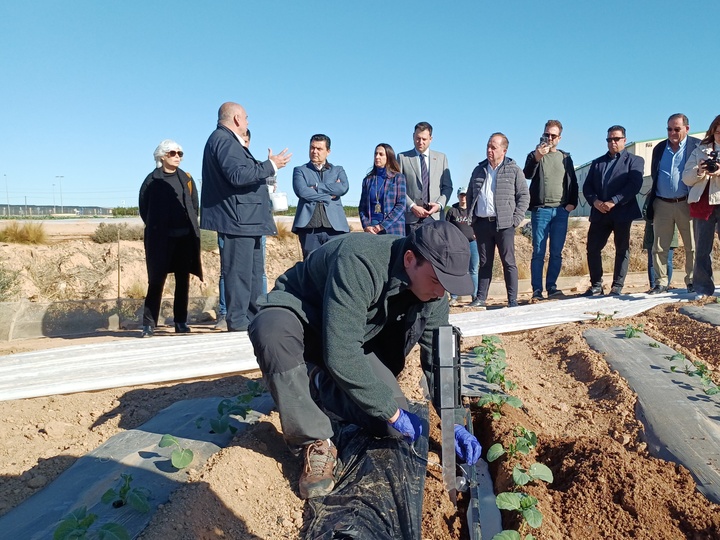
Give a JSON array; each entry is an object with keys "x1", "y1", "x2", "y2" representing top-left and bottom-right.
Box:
[{"x1": 573, "y1": 132, "x2": 704, "y2": 218}]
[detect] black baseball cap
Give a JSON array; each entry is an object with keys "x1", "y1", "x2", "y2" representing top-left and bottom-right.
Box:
[{"x1": 411, "y1": 221, "x2": 473, "y2": 296}]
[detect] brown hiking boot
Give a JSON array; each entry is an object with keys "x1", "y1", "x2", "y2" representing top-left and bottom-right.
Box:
[{"x1": 299, "y1": 439, "x2": 337, "y2": 499}]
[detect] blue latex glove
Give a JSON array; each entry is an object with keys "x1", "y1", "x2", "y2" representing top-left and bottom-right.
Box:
[
  {"x1": 454, "y1": 424, "x2": 482, "y2": 465},
  {"x1": 388, "y1": 409, "x2": 423, "y2": 443}
]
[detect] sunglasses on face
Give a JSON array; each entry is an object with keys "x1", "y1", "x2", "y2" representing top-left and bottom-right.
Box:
[
  {"x1": 666, "y1": 127, "x2": 684, "y2": 133},
  {"x1": 606, "y1": 137, "x2": 624, "y2": 143},
  {"x1": 543, "y1": 133, "x2": 559, "y2": 139},
  {"x1": 166, "y1": 150, "x2": 184, "y2": 158}
]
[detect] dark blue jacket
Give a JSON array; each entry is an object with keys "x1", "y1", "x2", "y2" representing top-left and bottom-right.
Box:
[
  {"x1": 583, "y1": 149, "x2": 644, "y2": 223},
  {"x1": 645, "y1": 136, "x2": 700, "y2": 220},
  {"x1": 200, "y1": 124, "x2": 278, "y2": 236}
]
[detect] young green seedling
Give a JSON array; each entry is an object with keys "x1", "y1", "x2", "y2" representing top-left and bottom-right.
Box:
[
  {"x1": 624, "y1": 323, "x2": 643, "y2": 338},
  {"x1": 53, "y1": 506, "x2": 129, "y2": 540},
  {"x1": 478, "y1": 394, "x2": 523, "y2": 420},
  {"x1": 667, "y1": 353, "x2": 720, "y2": 396},
  {"x1": 495, "y1": 492, "x2": 543, "y2": 538},
  {"x1": 649, "y1": 342, "x2": 660, "y2": 348},
  {"x1": 487, "y1": 426, "x2": 537, "y2": 461},
  {"x1": 159, "y1": 434, "x2": 194, "y2": 469},
  {"x1": 101, "y1": 473, "x2": 151, "y2": 513},
  {"x1": 209, "y1": 380, "x2": 264, "y2": 434}
]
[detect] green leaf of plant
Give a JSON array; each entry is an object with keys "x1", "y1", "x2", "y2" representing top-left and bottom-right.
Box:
[
  {"x1": 101, "y1": 489, "x2": 117, "y2": 504},
  {"x1": 492, "y1": 531, "x2": 521, "y2": 540},
  {"x1": 492, "y1": 411, "x2": 502, "y2": 420},
  {"x1": 171, "y1": 448, "x2": 194, "y2": 469},
  {"x1": 522, "y1": 507, "x2": 543, "y2": 528},
  {"x1": 210, "y1": 415, "x2": 229, "y2": 434},
  {"x1": 487, "y1": 443, "x2": 505, "y2": 462},
  {"x1": 228, "y1": 425, "x2": 238, "y2": 434},
  {"x1": 505, "y1": 396, "x2": 523, "y2": 408},
  {"x1": 524, "y1": 534, "x2": 537, "y2": 540},
  {"x1": 53, "y1": 521, "x2": 85, "y2": 540},
  {"x1": 159, "y1": 434, "x2": 178, "y2": 448},
  {"x1": 705, "y1": 386, "x2": 720, "y2": 395},
  {"x1": 519, "y1": 494, "x2": 539, "y2": 509},
  {"x1": 97, "y1": 522, "x2": 131, "y2": 540},
  {"x1": 528, "y1": 462, "x2": 554, "y2": 483},
  {"x1": 515, "y1": 439, "x2": 530, "y2": 454},
  {"x1": 512, "y1": 465, "x2": 531, "y2": 486},
  {"x1": 495, "y1": 492, "x2": 522, "y2": 510},
  {"x1": 127, "y1": 489, "x2": 151, "y2": 513}
]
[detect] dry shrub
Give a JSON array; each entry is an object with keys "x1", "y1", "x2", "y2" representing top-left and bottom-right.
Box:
[
  {"x1": 200, "y1": 229, "x2": 218, "y2": 252},
  {"x1": 0, "y1": 262, "x2": 20, "y2": 301},
  {"x1": 91, "y1": 222, "x2": 144, "y2": 243},
  {"x1": 124, "y1": 280, "x2": 147, "y2": 299},
  {"x1": 0, "y1": 221, "x2": 47, "y2": 244},
  {"x1": 26, "y1": 248, "x2": 116, "y2": 300},
  {"x1": 275, "y1": 221, "x2": 293, "y2": 241}
]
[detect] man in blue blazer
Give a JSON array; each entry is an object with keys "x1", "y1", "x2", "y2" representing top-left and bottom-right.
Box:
[
  {"x1": 582, "y1": 125, "x2": 644, "y2": 296},
  {"x1": 646, "y1": 114, "x2": 700, "y2": 294},
  {"x1": 291, "y1": 134, "x2": 350, "y2": 259},
  {"x1": 201, "y1": 102, "x2": 292, "y2": 331},
  {"x1": 398, "y1": 122, "x2": 453, "y2": 235}
]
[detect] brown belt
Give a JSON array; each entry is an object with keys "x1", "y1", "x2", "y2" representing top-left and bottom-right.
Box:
[{"x1": 656, "y1": 195, "x2": 687, "y2": 203}]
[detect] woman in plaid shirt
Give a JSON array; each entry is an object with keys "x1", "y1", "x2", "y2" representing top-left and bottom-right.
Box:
[{"x1": 359, "y1": 144, "x2": 407, "y2": 236}]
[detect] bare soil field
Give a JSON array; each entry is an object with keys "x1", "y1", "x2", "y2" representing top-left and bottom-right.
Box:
[{"x1": 1, "y1": 218, "x2": 720, "y2": 539}]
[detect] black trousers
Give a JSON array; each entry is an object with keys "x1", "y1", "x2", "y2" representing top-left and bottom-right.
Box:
[
  {"x1": 248, "y1": 307, "x2": 408, "y2": 448},
  {"x1": 473, "y1": 217, "x2": 518, "y2": 302},
  {"x1": 586, "y1": 217, "x2": 632, "y2": 288},
  {"x1": 143, "y1": 235, "x2": 193, "y2": 327}
]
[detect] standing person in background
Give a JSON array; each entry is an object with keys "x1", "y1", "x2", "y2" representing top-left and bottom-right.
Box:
[
  {"x1": 646, "y1": 113, "x2": 699, "y2": 294},
  {"x1": 582, "y1": 125, "x2": 644, "y2": 296},
  {"x1": 682, "y1": 114, "x2": 720, "y2": 300},
  {"x1": 398, "y1": 122, "x2": 453, "y2": 234},
  {"x1": 446, "y1": 186, "x2": 478, "y2": 306},
  {"x1": 139, "y1": 139, "x2": 202, "y2": 337},
  {"x1": 523, "y1": 120, "x2": 578, "y2": 301},
  {"x1": 643, "y1": 221, "x2": 677, "y2": 289},
  {"x1": 201, "y1": 102, "x2": 291, "y2": 332},
  {"x1": 291, "y1": 134, "x2": 349, "y2": 259},
  {"x1": 214, "y1": 128, "x2": 277, "y2": 330},
  {"x1": 467, "y1": 133, "x2": 530, "y2": 309},
  {"x1": 358, "y1": 143, "x2": 406, "y2": 235}
]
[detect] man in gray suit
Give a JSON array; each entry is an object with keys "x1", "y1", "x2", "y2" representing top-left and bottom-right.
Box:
[
  {"x1": 398, "y1": 122, "x2": 453, "y2": 234},
  {"x1": 291, "y1": 134, "x2": 350, "y2": 259}
]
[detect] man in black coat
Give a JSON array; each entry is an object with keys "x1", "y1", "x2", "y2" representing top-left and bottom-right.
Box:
[
  {"x1": 582, "y1": 125, "x2": 644, "y2": 296},
  {"x1": 200, "y1": 102, "x2": 291, "y2": 331}
]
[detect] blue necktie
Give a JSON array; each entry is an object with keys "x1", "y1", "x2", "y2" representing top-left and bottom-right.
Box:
[{"x1": 420, "y1": 153, "x2": 430, "y2": 204}]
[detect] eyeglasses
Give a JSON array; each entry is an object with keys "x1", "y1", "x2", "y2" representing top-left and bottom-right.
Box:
[
  {"x1": 166, "y1": 150, "x2": 184, "y2": 158},
  {"x1": 666, "y1": 127, "x2": 684, "y2": 133},
  {"x1": 606, "y1": 137, "x2": 625, "y2": 143},
  {"x1": 543, "y1": 133, "x2": 559, "y2": 139}
]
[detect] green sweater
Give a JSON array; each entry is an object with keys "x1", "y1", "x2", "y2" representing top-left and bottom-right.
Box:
[{"x1": 259, "y1": 233, "x2": 449, "y2": 420}]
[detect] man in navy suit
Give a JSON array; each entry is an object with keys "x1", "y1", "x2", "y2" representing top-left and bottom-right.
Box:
[
  {"x1": 201, "y1": 102, "x2": 292, "y2": 331},
  {"x1": 582, "y1": 125, "x2": 644, "y2": 296},
  {"x1": 646, "y1": 114, "x2": 700, "y2": 294},
  {"x1": 291, "y1": 134, "x2": 350, "y2": 259}
]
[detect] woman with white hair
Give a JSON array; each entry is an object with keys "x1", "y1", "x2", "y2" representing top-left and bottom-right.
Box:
[{"x1": 138, "y1": 139, "x2": 203, "y2": 337}]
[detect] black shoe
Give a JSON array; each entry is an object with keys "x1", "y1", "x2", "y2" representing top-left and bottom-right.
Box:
[
  {"x1": 608, "y1": 286, "x2": 623, "y2": 296},
  {"x1": 507, "y1": 300, "x2": 519, "y2": 308},
  {"x1": 687, "y1": 283, "x2": 695, "y2": 293},
  {"x1": 583, "y1": 285, "x2": 603, "y2": 297},
  {"x1": 141, "y1": 325, "x2": 154, "y2": 338},
  {"x1": 214, "y1": 315, "x2": 227, "y2": 331},
  {"x1": 175, "y1": 322, "x2": 191, "y2": 333},
  {"x1": 648, "y1": 285, "x2": 668, "y2": 295},
  {"x1": 531, "y1": 289, "x2": 544, "y2": 301},
  {"x1": 547, "y1": 287, "x2": 562, "y2": 297},
  {"x1": 467, "y1": 298, "x2": 486, "y2": 310}
]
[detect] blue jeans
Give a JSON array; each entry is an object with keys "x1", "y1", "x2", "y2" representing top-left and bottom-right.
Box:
[
  {"x1": 693, "y1": 206, "x2": 720, "y2": 296},
  {"x1": 530, "y1": 206, "x2": 569, "y2": 292},
  {"x1": 451, "y1": 239, "x2": 479, "y2": 299},
  {"x1": 218, "y1": 235, "x2": 269, "y2": 317},
  {"x1": 647, "y1": 249, "x2": 674, "y2": 288}
]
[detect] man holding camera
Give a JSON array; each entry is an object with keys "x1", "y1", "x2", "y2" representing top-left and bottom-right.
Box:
[
  {"x1": 523, "y1": 120, "x2": 579, "y2": 300},
  {"x1": 399, "y1": 122, "x2": 453, "y2": 235},
  {"x1": 582, "y1": 125, "x2": 644, "y2": 296},
  {"x1": 645, "y1": 114, "x2": 699, "y2": 294}
]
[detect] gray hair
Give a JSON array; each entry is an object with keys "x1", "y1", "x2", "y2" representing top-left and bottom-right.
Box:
[{"x1": 153, "y1": 139, "x2": 183, "y2": 168}]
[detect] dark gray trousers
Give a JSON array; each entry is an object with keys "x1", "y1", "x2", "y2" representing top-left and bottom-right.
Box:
[
  {"x1": 693, "y1": 206, "x2": 720, "y2": 295},
  {"x1": 219, "y1": 233, "x2": 263, "y2": 331},
  {"x1": 248, "y1": 307, "x2": 408, "y2": 448},
  {"x1": 473, "y1": 217, "x2": 518, "y2": 303}
]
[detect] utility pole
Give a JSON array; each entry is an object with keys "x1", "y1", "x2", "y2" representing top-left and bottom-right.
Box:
[
  {"x1": 55, "y1": 176, "x2": 64, "y2": 214},
  {"x1": 52, "y1": 184, "x2": 56, "y2": 214},
  {"x1": 3, "y1": 174, "x2": 8, "y2": 217}
]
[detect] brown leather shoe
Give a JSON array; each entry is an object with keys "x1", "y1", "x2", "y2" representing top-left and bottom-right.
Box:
[{"x1": 299, "y1": 440, "x2": 337, "y2": 499}]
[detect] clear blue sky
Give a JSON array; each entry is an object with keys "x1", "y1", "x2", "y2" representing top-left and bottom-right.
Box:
[{"x1": 1, "y1": 1, "x2": 716, "y2": 210}]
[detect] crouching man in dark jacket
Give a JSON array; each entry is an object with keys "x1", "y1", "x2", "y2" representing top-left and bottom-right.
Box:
[{"x1": 248, "y1": 220, "x2": 481, "y2": 499}]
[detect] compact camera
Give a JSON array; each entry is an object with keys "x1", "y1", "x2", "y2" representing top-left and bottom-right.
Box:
[
  {"x1": 701, "y1": 149, "x2": 720, "y2": 173},
  {"x1": 539, "y1": 135, "x2": 551, "y2": 146}
]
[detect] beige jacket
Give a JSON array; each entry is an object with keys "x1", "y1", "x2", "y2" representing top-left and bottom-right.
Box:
[{"x1": 682, "y1": 142, "x2": 720, "y2": 205}]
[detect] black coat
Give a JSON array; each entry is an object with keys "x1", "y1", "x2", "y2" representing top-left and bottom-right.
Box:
[{"x1": 139, "y1": 167, "x2": 203, "y2": 281}]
